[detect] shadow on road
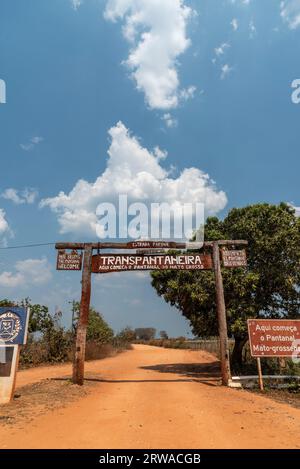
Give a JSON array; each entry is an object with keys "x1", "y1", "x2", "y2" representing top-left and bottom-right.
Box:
[
  {"x1": 50, "y1": 361, "x2": 221, "y2": 386},
  {"x1": 52, "y1": 377, "x2": 197, "y2": 384},
  {"x1": 140, "y1": 361, "x2": 221, "y2": 386}
]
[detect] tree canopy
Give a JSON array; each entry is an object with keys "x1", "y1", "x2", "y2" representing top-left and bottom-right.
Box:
[
  {"x1": 73, "y1": 302, "x2": 114, "y2": 344},
  {"x1": 151, "y1": 203, "x2": 300, "y2": 364},
  {"x1": 135, "y1": 327, "x2": 156, "y2": 341}
]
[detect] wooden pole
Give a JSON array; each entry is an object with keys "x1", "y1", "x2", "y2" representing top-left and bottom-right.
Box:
[
  {"x1": 72, "y1": 244, "x2": 93, "y2": 385},
  {"x1": 257, "y1": 357, "x2": 264, "y2": 391},
  {"x1": 212, "y1": 241, "x2": 231, "y2": 386}
]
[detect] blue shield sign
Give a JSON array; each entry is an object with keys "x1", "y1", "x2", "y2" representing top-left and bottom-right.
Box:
[{"x1": 0, "y1": 307, "x2": 29, "y2": 345}]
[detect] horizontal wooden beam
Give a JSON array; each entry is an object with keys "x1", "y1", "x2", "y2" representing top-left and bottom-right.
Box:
[
  {"x1": 213, "y1": 240, "x2": 248, "y2": 246},
  {"x1": 55, "y1": 240, "x2": 248, "y2": 250}
]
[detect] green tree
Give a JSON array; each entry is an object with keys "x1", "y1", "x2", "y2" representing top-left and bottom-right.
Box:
[
  {"x1": 0, "y1": 299, "x2": 15, "y2": 307},
  {"x1": 73, "y1": 302, "x2": 114, "y2": 344},
  {"x1": 21, "y1": 298, "x2": 54, "y2": 334},
  {"x1": 159, "y1": 330, "x2": 169, "y2": 339},
  {"x1": 135, "y1": 327, "x2": 156, "y2": 341},
  {"x1": 116, "y1": 326, "x2": 136, "y2": 343},
  {"x1": 151, "y1": 203, "x2": 300, "y2": 367}
]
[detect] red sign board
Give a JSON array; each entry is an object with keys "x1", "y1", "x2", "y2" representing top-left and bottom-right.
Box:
[
  {"x1": 222, "y1": 249, "x2": 247, "y2": 268},
  {"x1": 92, "y1": 253, "x2": 213, "y2": 273},
  {"x1": 247, "y1": 319, "x2": 300, "y2": 357},
  {"x1": 57, "y1": 251, "x2": 82, "y2": 271}
]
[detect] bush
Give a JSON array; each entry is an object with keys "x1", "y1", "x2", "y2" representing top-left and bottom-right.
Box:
[
  {"x1": 19, "y1": 330, "x2": 73, "y2": 367},
  {"x1": 3, "y1": 298, "x2": 131, "y2": 369}
]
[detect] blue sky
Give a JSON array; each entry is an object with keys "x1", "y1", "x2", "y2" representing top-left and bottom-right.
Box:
[{"x1": 0, "y1": 0, "x2": 299, "y2": 336}]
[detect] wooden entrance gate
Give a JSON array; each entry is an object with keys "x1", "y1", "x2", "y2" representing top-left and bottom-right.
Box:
[{"x1": 55, "y1": 240, "x2": 248, "y2": 386}]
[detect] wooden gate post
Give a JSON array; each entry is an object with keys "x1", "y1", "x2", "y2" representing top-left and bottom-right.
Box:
[
  {"x1": 212, "y1": 241, "x2": 231, "y2": 386},
  {"x1": 73, "y1": 244, "x2": 93, "y2": 385}
]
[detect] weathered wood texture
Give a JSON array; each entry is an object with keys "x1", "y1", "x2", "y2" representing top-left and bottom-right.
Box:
[
  {"x1": 213, "y1": 241, "x2": 232, "y2": 386},
  {"x1": 72, "y1": 244, "x2": 93, "y2": 385}
]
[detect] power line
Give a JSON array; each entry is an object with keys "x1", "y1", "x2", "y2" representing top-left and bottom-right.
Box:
[{"x1": 0, "y1": 242, "x2": 56, "y2": 250}]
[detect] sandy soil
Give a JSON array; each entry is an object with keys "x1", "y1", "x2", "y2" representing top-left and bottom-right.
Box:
[{"x1": 0, "y1": 344, "x2": 300, "y2": 449}]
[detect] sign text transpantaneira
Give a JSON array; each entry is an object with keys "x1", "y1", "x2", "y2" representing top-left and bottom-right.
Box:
[{"x1": 92, "y1": 253, "x2": 213, "y2": 273}]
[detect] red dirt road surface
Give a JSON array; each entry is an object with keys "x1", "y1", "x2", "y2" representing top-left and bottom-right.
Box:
[{"x1": 1, "y1": 344, "x2": 300, "y2": 449}]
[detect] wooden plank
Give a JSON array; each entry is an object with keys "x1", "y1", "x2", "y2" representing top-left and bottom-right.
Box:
[
  {"x1": 55, "y1": 240, "x2": 248, "y2": 251},
  {"x1": 222, "y1": 249, "x2": 247, "y2": 268},
  {"x1": 56, "y1": 250, "x2": 82, "y2": 271},
  {"x1": 126, "y1": 240, "x2": 179, "y2": 249}
]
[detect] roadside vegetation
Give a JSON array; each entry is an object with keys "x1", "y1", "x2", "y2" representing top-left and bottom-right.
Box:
[
  {"x1": 150, "y1": 203, "x2": 300, "y2": 376},
  {"x1": 0, "y1": 298, "x2": 132, "y2": 368}
]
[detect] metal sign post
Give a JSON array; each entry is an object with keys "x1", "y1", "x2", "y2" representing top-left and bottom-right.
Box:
[
  {"x1": 257, "y1": 357, "x2": 264, "y2": 391},
  {"x1": 0, "y1": 307, "x2": 30, "y2": 404}
]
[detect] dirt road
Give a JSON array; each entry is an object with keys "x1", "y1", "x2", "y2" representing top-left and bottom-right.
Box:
[{"x1": 0, "y1": 345, "x2": 300, "y2": 449}]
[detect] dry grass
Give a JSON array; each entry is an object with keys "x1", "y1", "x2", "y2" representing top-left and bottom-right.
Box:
[{"x1": 0, "y1": 374, "x2": 101, "y2": 429}]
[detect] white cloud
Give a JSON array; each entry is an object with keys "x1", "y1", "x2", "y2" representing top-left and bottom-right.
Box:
[
  {"x1": 162, "y1": 113, "x2": 178, "y2": 128},
  {"x1": 280, "y1": 0, "x2": 300, "y2": 29},
  {"x1": 231, "y1": 18, "x2": 239, "y2": 31},
  {"x1": 0, "y1": 209, "x2": 12, "y2": 246},
  {"x1": 0, "y1": 209, "x2": 10, "y2": 238},
  {"x1": 230, "y1": 0, "x2": 251, "y2": 4},
  {"x1": 214, "y1": 42, "x2": 230, "y2": 57},
  {"x1": 41, "y1": 121, "x2": 227, "y2": 235},
  {"x1": 71, "y1": 0, "x2": 82, "y2": 10},
  {"x1": 289, "y1": 203, "x2": 300, "y2": 217},
  {"x1": 0, "y1": 257, "x2": 52, "y2": 288},
  {"x1": 2, "y1": 188, "x2": 38, "y2": 205},
  {"x1": 249, "y1": 19, "x2": 257, "y2": 38},
  {"x1": 104, "y1": 0, "x2": 196, "y2": 110},
  {"x1": 221, "y1": 64, "x2": 233, "y2": 80},
  {"x1": 180, "y1": 85, "x2": 197, "y2": 101},
  {"x1": 20, "y1": 136, "x2": 43, "y2": 152}
]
